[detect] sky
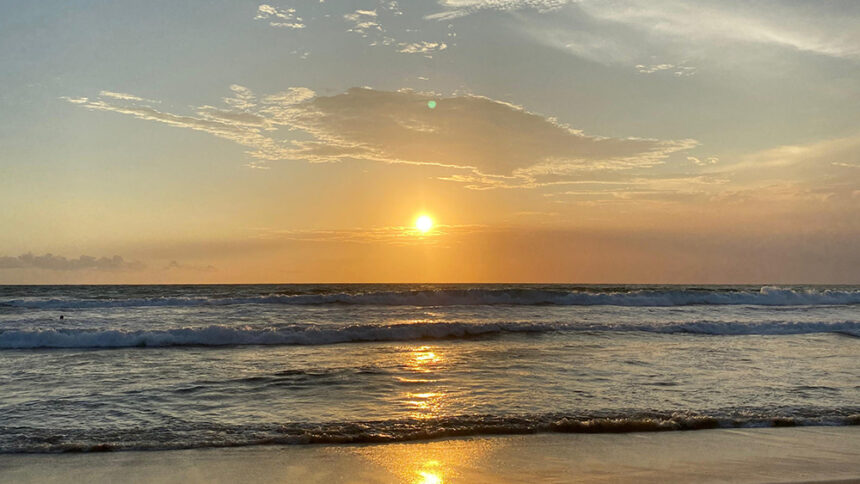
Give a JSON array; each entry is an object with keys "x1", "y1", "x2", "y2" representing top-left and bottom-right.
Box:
[{"x1": 1, "y1": 0, "x2": 858, "y2": 284}]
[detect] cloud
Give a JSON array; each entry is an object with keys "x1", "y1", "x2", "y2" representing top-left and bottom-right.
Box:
[
  {"x1": 223, "y1": 84, "x2": 258, "y2": 111},
  {"x1": 344, "y1": 9, "x2": 384, "y2": 37},
  {"x1": 398, "y1": 41, "x2": 447, "y2": 54},
  {"x1": 572, "y1": 0, "x2": 860, "y2": 60},
  {"x1": 253, "y1": 3, "x2": 448, "y2": 56},
  {"x1": 432, "y1": 1, "x2": 860, "y2": 66},
  {"x1": 164, "y1": 260, "x2": 217, "y2": 272},
  {"x1": 340, "y1": 7, "x2": 449, "y2": 54},
  {"x1": 383, "y1": 1, "x2": 403, "y2": 16},
  {"x1": 0, "y1": 253, "x2": 145, "y2": 271},
  {"x1": 256, "y1": 223, "x2": 489, "y2": 246},
  {"x1": 66, "y1": 88, "x2": 303, "y2": 161},
  {"x1": 287, "y1": 88, "x2": 694, "y2": 182},
  {"x1": 547, "y1": 175, "x2": 729, "y2": 203},
  {"x1": 636, "y1": 64, "x2": 695, "y2": 76},
  {"x1": 255, "y1": 4, "x2": 305, "y2": 28},
  {"x1": 687, "y1": 156, "x2": 718, "y2": 166},
  {"x1": 548, "y1": 134, "x2": 860, "y2": 208},
  {"x1": 60, "y1": 96, "x2": 89, "y2": 104},
  {"x1": 708, "y1": 134, "x2": 860, "y2": 205},
  {"x1": 99, "y1": 91, "x2": 154, "y2": 102},
  {"x1": 66, "y1": 86, "x2": 696, "y2": 188},
  {"x1": 427, "y1": 0, "x2": 571, "y2": 20}
]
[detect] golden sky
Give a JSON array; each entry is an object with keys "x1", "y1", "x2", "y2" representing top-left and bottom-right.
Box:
[{"x1": 1, "y1": 0, "x2": 858, "y2": 283}]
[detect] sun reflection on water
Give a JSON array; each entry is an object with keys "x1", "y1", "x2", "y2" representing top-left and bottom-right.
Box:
[
  {"x1": 401, "y1": 345, "x2": 447, "y2": 418},
  {"x1": 353, "y1": 342, "x2": 492, "y2": 482},
  {"x1": 405, "y1": 391, "x2": 446, "y2": 418},
  {"x1": 349, "y1": 438, "x2": 495, "y2": 484},
  {"x1": 416, "y1": 470, "x2": 443, "y2": 484},
  {"x1": 415, "y1": 460, "x2": 444, "y2": 484},
  {"x1": 409, "y1": 345, "x2": 442, "y2": 371}
]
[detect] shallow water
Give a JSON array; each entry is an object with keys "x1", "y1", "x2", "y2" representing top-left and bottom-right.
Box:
[{"x1": 1, "y1": 284, "x2": 858, "y2": 452}]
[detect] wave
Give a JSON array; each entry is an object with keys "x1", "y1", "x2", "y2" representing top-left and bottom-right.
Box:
[
  {"x1": 0, "y1": 322, "x2": 550, "y2": 349},
  {"x1": 3, "y1": 410, "x2": 858, "y2": 453},
  {"x1": 2, "y1": 286, "x2": 858, "y2": 309},
  {"x1": 2, "y1": 320, "x2": 858, "y2": 349}
]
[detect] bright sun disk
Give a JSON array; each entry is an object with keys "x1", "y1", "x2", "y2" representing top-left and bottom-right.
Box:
[{"x1": 415, "y1": 215, "x2": 434, "y2": 233}]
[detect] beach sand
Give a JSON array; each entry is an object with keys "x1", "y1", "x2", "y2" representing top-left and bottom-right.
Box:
[{"x1": 1, "y1": 427, "x2": 858, "y2": 483}]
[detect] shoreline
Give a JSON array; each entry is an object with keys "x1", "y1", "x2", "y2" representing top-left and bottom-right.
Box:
[{"x1": 1, "y1": 426, "x2": 858, "y2": 483}]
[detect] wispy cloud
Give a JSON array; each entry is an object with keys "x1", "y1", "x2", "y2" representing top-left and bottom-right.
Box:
[
  {"x1": 427, "y1": 0, "x2": 571, "y2": 20},
  {"x1": 687, "y1": 156, "x2": 718, "y2": 166},
  {"x1": 339, "y1": 6, "x2": 450, "y2": 55},
  {"x1": 547, "y1": 175, "x2": 729, "y2": 203},
  {"x1": 635, "y1": 63, "x2": 695, "y2": 76},
  {"x1": 430, "y1": 0, "x2": 860, "y2": 66},
  {"x1": 255, "y1": 223, "x2": 490, "y2": 246},
  {"x1": 574, "y1": 0, "x2": 860, "y2": 60},
  {"x1": 65, "y1": 87, "x2": 309, "y2": 162},
  {"x1": 164, "y1": 260, "x2": 217, "y2": 272},
  {"x1": 65, "y1": 86, "x2": 697, "y2": 189},
  {"x1": 344, "y1": 9, "x2": 382, "y2": 37},
  {"x1": 383, "y1": 1, "x2": 403, "y2": 16},
  {"x1": 549, "y1": 134, "x2": 860, "y2": 208},
  {"x1": 398, "y1": 41, "x2": 447, "y2": 54},
  {"x1": 99, "y1": 90, "x2": 160, "y2": 102},
  {"x1": 0, "y1": 253, "x2": 145, "y2": 271},
  {"x1": 708, "y1": 134, "x2": 860, "y2": 205},
  {"x1": 60, "y1": 96, "x2": 89, "y2": 104},
  {"x1": 343, "y1": 8, "x2": 446, "y2": 53},
  {"x1": 255, "y1": 4, "x2": 305, "y2": 28},
  {"x1": 254, "y1": 3, "x2": 449, "y2": 56}
]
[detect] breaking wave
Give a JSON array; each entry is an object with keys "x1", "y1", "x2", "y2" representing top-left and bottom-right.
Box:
[
  {"x1": 2, "y1": 319, "x2": 858, "y2": 349},
  {"x1": 4, "y1": 409, "x2": 858, "y2": 453}
]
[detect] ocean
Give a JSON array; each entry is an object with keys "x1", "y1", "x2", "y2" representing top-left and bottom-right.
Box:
[{"x1": 0, "y1": 284, "x2": 858, "y2": 453}]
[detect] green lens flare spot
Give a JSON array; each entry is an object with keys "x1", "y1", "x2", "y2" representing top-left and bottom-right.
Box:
[{"x1": 427, "y1": 100, "x2": 437, "y2": 109}]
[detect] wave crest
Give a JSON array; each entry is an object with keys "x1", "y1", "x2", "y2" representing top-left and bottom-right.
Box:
[
  {"x1": 5, "y1": 410, "x2": 858, "y2": 453},
  {"x1": 1, "y1": 320, "x2": 857, "y2": 349}
]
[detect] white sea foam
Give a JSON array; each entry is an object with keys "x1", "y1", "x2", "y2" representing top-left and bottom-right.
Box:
[
  {"x1": 1, "y1": 320, "x2": 857, "y2": 349},
  {"x1": 2, "y1": 286, "x2": 858, "y2": 309}
]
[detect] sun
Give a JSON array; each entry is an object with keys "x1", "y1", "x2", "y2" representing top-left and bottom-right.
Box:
[{"x1": 415, "y1": 215, "x2": 434, "y2": 233}]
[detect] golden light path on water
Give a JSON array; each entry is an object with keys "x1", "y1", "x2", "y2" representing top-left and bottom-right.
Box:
[
  {"x1": 401, "y1": 345, "x2": 454, "y2": 482},
  {"x1": 402, "y1": 346, "x2": 446, "y2": 419},
  {"x1": 317, "y1": 342, "x2": 487, "y2": 482},
  {"x1": 351, "y1": 434, "x2": 494, "y2": 483},
  {"x1": 410, "y1": 346, "x2": 442, "y2": 369}
]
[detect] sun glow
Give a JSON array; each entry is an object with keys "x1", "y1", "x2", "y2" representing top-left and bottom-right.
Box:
[{"x1": 415, "y1": 215, "x2": 434, "y2": 233}]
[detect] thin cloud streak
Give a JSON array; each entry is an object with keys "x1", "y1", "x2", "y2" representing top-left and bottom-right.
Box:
[
  {"x1": 0, "y1": 253, "x2": 145, "y2": 271},
  {"x1": 255, "y1": 223, "x2": 491, "y2": 246}
]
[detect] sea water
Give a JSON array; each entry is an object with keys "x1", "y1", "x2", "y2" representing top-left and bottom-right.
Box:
[{"x1": 0, "y1": 284, "x2": 857, "y2": 452}]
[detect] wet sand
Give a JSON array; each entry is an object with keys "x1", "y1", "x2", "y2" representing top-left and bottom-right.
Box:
[{"x1": 1, "y1": 426, "x2": 858, "y2": 483}]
